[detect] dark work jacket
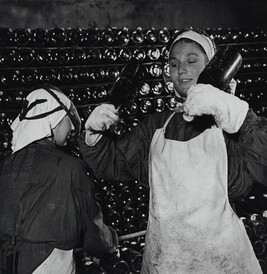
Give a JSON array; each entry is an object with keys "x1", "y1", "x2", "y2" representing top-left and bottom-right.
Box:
[
  {"x1": 79, "y1": 109, "x2": 267, "y2": 201},
  {"x1": 0, "y1": 142, "x2": 117, "y2": 274}
]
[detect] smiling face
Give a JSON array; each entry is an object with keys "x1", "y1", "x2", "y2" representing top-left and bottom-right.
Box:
[{"x1": 169, "y1": 39, "x2": 208, "y2": 98}]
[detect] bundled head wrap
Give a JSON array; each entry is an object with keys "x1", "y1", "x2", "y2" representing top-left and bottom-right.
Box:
[{"x1": 11, "y1": 85, "x2": 81, "y2": 153}]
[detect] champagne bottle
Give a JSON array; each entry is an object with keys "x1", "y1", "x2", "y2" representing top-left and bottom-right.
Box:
[
  {"x1": 48, "y1": 27, "x2": 66, "y2": 46},
  {"x1": 0, "y1": 27, "x2": 12, "y2": 46},
  {"x1": 100, "y1": 250, "x2": 130, "y2": 274},
  {"x1": 197, "y1": 46, "x2": 242, "y2": 91},
  {"x1": 116, "y1": 27, "x2": 130, "y2": 46},
  {"x1": 31, "y1": 28, "x2": 49, "y2": 47},
  {"x1": 83, "y1": 28, "x2": 101, "y2": 46},
  {"x1": 12, "y1": 28, "x2": 31, "y2": 46},
  {"x1": 120, "y1": 247, "x2": 143, "y2": 273}
]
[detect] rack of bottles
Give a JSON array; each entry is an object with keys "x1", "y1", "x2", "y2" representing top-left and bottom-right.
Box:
[{"x1": 0, "y1": 27, "x2": 267, "y2": 273}]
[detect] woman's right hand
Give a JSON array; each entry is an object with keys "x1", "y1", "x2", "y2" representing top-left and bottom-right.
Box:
[{"x1": 85, "y1": 103, "x2": 121, "y2": 132}]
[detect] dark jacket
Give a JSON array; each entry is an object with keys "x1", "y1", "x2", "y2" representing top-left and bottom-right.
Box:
[
  {"x1": 0, "y1": 141, "x2": 117, "y2": 274},
  {"x1": 79, "y1": 109, "x2": 267, "y2": 201}
]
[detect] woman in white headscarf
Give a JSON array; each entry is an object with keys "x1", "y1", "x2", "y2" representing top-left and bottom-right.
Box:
[
  {"x1": 0, "y1": 84, "x2": 118, "y2": 274},
  {"x1": 79, "y1": 29, "x2": 267, "y2": 273}
]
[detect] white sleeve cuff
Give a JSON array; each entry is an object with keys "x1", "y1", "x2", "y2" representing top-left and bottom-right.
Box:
[{"x1": 85, "y1": 130, "x2": 103, "y2": 146}]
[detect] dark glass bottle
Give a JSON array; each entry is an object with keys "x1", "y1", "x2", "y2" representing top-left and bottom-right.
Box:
[
  {"x1": 121, "y1": 102, "x2": 139, "y2": 117},
  {"x1": 0, "y1": 49, "x2": 16, "y2": 67},
  {"x1": 53, "y1": 49, "x2": 70, "y2": 65},
  {"x1": 48, "y1": 27, "x2": 66, "y2": 46},
  {"x1": 252, "y1": 239, "x2": 265, "y2": 257},
  {"x1": 83, "y1": 28, "x2": 101, "y2": 46},
  {"x1": 118, "y1": 48, "x2": 132, "y2": 62},
  {"x1": 151, "y1": 81, "x2": 163, "y2": 96},
  {"x1": 104, "y1": 190, "x2": 118, "y2": 209},
  {"x1": 0, "y1": 131, "x2": 11, "y2": 152},
  {"x1": 122, "y1": 221, "x2": 138, "y2": 235},
  {"x1": 100, "y1": 251, "x2": 130, "y2": 274},
  {"x1": 12, "y1": 28, "x2": 31, "y2": 46},
  {"x1": 66, "y1": 27, "x2": 84, "y2": 45},
  {"x1": 38, "y1": 69, "x2": 57, "y2": 84},
  {"x1": 135, "y1": 203, "x2": 149, "y2": 220},
  {"x1": 130, "y1": 27, "x2": 144, "y2": 45},
  {"x1": 31, "y1": 28, "x2": 49, "y2": 47},
  {"x1": 86, "y1": 48, "x2": 102, "y2": 63},
  {"x1": 120, "y1": 247, "x2": 143, "y2": 273},
  {"x1": 90, "y1": 68, "x2": 106, "y2": 83},
  {"x1": 35, "y1": 49, "x2": 53, "y2": 66},
  {"x1": 70, "y1": 48, "x2": 86, "y2": 65},
  {"x1": 56, "y1": 68, "x2": 73, "y2": 84},
  {"x1": 133, "y1": 48, "x2": 146, "y2": 61},
  {"x1": 118, "y1": 186, "x2": 134, "y2": 206},
  {"x1": 103, "y1": 48, "x2": 117, "y2": 62},
  {"x1": 139, "y1": 100, "x2": 152, "y2": 114},
  {"x1": 75, "y1": 249, "x2": 107, "y2": 274},
  {"x1": 2, "y1": 91, "x2": 23, "y2": 108},
  {"x1": 120, "y1": 205, "x2": 135, "y2": 223},
  {"x1": 166, "y1": 97, "x2": 178, "y2": 111},
  {"x1": 1, "y1": 70, "x2": 20, "y2": 88},
  {"x1": 145, "y1": 28, "x2": 158, "y2": 44},
  {"x1": 73, "y1": 68, "x2": 90, "y2": 83},
  {"x1": 16, "y1": 49, "x2": 35, "y2": 66},
  {"x1": 133, "y1": 184, "x2": 149, "y2": 203},
  {"x1": 105, "y1": 208, "x2": 121, "y2": 227},
  {"x1": 153, "y1": 98, "x2": 165, "y2": 112},
  {"x1": 139, "y1": 83, "x2": 150, "y2": 96},
  {"x1": 113, "y1": 120, "x2": 127, "y2": 136},
  {"x1": 197, "y1": 46, "x2": 242, "y2": 91},
  {"x1": 116, "y1": 27, "x2": 130, "y2": 46},
  {"x1": 21, "y1": 69, "x2": 38, "y2": 86},
  {"x1": 101, "y1": 28, "x2": 116, "y2": 46},
  {"x1": 147, "y1": 47, "x2": 161, "y2": 61},
  {"x1": 149, "y1": 64, "x2": 162, "y2": 78},
  {"x1": 106, "y1": 66, "x2": 120, "y2": 81},
  {"x1": 0, "y1": 27, "x2": 12, "y2": 46},
  {"x1": 158, "y1": 27, "x2": 170, "y2": 44}
]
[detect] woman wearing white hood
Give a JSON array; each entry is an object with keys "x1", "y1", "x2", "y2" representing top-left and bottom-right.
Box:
[
  {"x1": 0, "y1": 84, "x2": 118, "y2": 274},
  {"x1": 79, "y1": 28, "x2": 267, "y2": 273}
]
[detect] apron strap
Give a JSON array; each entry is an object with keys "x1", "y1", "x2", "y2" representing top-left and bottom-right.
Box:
[{"x1": 162, "y1": 112, "x2": 176, "y2": 132}]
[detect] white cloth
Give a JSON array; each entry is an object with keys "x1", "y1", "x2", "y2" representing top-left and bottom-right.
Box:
[
  {"x1": 184, "y1": 84, "x2": 249, "y2": 133},
  {"x1": 33, "y1": 248, "x2": 75, "y2": 274},
  {"x1": 169, "y1": 29, "x2": 215, "y2": 60},
  {"x1": 11, "y1": 88, "x2": 72, "y2": 153},
  {"x1": 141, "y1": 113, "x2": 262, "y2": 274}
]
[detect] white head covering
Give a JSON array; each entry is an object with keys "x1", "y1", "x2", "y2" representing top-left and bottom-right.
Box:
[
  {"x1": 169, "y1": 29, "x2": 237, "y2": 94},
  {"x1": 11, "y1": 87, "x2": 75, "y2": 153},
  {"x1": 169, "y1": 29, "x2": 215, "y2": 61}
]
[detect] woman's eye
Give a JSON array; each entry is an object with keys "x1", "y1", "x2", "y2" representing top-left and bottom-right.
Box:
[
  {"x1": 170, "y1": 63, "x2": 178, "y2": 68},
  {"x1": 188, "y1": 59, "x2": 198, "y2": 64}
]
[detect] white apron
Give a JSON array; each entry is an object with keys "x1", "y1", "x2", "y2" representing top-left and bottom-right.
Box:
[
  {"x1": 33, "y1": 248, "x2": 75, "y2": 274},
  {"x1": 141, "y1": 113, "x2": 262, "y2": 274}
]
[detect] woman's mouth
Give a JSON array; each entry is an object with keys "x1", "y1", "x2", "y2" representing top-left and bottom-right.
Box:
[{"x1": 178, "y1": 79, "x2": 192, "y2": 83}]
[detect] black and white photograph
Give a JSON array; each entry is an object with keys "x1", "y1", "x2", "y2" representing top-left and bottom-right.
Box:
[{"x1": 0, "y1": 0, "x2": 267, "y2": 273}]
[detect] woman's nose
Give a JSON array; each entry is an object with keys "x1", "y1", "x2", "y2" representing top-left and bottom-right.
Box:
[{"x1": 178, "y1": 62, "x2": 187, "y2": 74}]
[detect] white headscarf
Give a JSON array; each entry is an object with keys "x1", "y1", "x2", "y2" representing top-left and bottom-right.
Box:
[
  {"x1": 11, "y1": 87, "x2": 74, "y2": 153},
  {"x1": 169, "y1": 29, "x2": 237, "y2": 94}
]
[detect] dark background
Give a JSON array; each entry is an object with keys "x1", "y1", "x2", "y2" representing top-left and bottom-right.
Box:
[{"x1": 0, "y1": 0, "x2": 266, "y2": 29}]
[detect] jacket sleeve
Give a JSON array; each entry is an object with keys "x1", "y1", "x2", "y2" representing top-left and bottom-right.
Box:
[
  {"x1": 72, "y1": 160, "x2": 118, "y2": 257},
  {"x1": 79, "y1": 112, "x2": 168, "y2": 186},
  {"x1": 226, "y1": 109, "x2": 267, "y2": 201}
]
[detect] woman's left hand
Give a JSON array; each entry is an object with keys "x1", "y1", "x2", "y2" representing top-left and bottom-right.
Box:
[{"x1": 183, "y1": 84, "x2": 249, "y2": 133}]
